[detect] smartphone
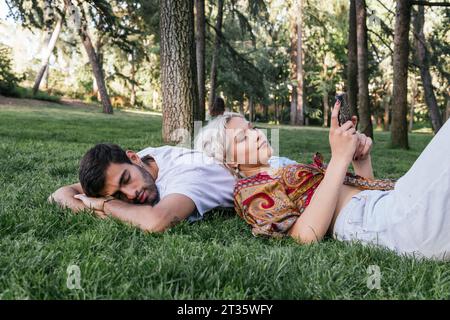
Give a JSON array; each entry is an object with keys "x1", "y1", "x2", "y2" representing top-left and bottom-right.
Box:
[{"x1": 335, "y1": 93, "x2": 351, "y2": 126}]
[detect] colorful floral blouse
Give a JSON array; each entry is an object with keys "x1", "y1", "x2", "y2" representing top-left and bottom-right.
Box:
[{"x1": 233, "y1": 153, "x2": 396, "y2": 238}]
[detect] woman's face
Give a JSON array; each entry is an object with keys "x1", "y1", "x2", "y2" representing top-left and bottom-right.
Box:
[{"x1": 225, "y1": 116, "x2": 272, "y2": 166}]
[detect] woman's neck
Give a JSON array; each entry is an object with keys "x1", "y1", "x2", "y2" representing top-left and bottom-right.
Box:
[{"x1": 238, "y1": 164, "x2": 271, "y2": 178}]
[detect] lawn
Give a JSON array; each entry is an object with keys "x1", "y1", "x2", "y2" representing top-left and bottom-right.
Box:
[{"x1": 1, "y1": 97, "x2": 449, "y2": 300}]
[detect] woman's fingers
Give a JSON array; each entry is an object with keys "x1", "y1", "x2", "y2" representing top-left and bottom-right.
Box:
[
  {"x1": 354, "y1": 134, "x2": 366, "y2": 160},
  {"x1": 351, "y1": 116, "x2": 358, "y2": 129},
  {"x1": 330, "y1": 100, "x2": 341, "y2": 129},
  {"x1": 340, "y1": 120, "x2": 356, "y2": 132},
  {"x1": 347, "y1": 127, "x2": 356, "y2": 135},
  {"x1": 361, "y1": 137, "x2": 372, "y2": 160}
]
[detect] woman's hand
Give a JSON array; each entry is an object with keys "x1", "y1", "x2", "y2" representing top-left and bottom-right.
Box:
[
  {"x1": 348, "y1": 115, "x2": 373, "y2": 161},
  {"x1": 353, "y1": 132, "x2": 373, "y2": 161},
  {"x1": 329, "y1": 100, "x2": 359, "y2": 165}
]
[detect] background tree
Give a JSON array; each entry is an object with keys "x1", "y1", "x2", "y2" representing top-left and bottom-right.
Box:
[
  {"x1": 195, "y1": 0, "x2": 206, "y2": 121},
  {"x1": 391, "y1": 0, "x2": 411, "y2": 149},
  {"x1": 413, "y1": 5, "x2": 443, "y2": 133},
  {"x1": 289, "y1": 0, "x2": 304, "y2": 126},
  {"x1": 355, "y1": 0, "x2": 373, "y2": 139},
  {"x1": 160, "y1": 0, "x2": 198, "y2": 144},
  {"x1": 347, "y1": 0, "x2": 358, "y2": 117},
  {"x1": 207, "y1": 0, "x2": 224, "y2": 116},
  {"x1": 71, "y1": 1, "x2": 113, "y2": 114},
  {"x1": 33, "y1": 0, "x2": 64, "y2": 95}
]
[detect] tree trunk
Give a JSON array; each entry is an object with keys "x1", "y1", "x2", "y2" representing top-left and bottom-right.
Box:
[
  {"x1": 323, "y1": 91, "x2": 329, "y2": 127},
  {"x1": 195, "y1": 0, "x2": 206, "y2": 121},
  {"x1": 383, "y1": 95, "x2": 390, "y2": 131},
  {"x1": 32, "y1": 16, "x2": 63, "y2": 95},
  {"x1": 263, "y1": 103, "x2": 268, "y2": 122},
  {"x1": 446, "y1": 92, "x2": 450, "y2": 121},
  {"x1": 69, "y1": 0, "x2": 112, "y2": 113},
  {"x1": 130, "y1": 50, "x2": 136, "y2": 107},
  {"x1": 275, "y1": 100, "x2": 279, "y2": 125},
  {"x1": 207, "y1": 0, "x2": 224, "y2": 114},
  {"x1": 44, "y1": 65, "x2": 50, "y2": 90},
  {"x1": 249, "y1": 96, "x2": 255, "y2": 122},
  {"x1": 80, "y1": 29, "x2": 113, "y2": 114},
  {"x1": 160, "y1": 0, "x2": 197, "y2": 144},
  {"x1": 356, "y1": 0, "x2": 373, "y2": 139},
  {"x1": 92, "y1": 34, "x2": 103, "y2": 102},
  {"x1": 289, "y1": 0, "x2": 304, "y2": 126},
  {"x1": 409, "y1": 76, "x2": 417, "y2": 132},
  {"x1": 391, "y1": 0, "x2": 411, "y2": 149},
  {"x1": 347, "y1": 0, "x2": 358, "y2": 117},
  {"x1": 290, "y1": 84, "x2": 297, "y2": 125},
  {"x1": 413, "y1": 6, "x2": 443, "y2": 133},
  {"x1": 295, "y1": 0, "x2": 304, "y2": 125},
  {"x1": 237, "y1": 98, "x2": 244, "y2": 116}
]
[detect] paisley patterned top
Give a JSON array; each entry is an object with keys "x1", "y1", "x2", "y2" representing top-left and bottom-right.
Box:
[{"x1": 233, "y1": 153, "x2": 396, "y2": 238}]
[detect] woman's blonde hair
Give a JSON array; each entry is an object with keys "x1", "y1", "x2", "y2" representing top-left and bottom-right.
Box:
[{"x1": 194, "y1": 111, "x2": 245, "y2": 177}]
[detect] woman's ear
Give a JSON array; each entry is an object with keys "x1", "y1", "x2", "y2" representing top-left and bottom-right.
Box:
[{"x1": 126, "y1": 150, "x2": 142, "y2": 165}]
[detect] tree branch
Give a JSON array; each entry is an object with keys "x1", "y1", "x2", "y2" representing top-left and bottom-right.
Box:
[
  {"x1": 411, "y1": 1, "x2": 450, "y2": 7},
  {"x1": 374, "y1": 0, "x2": 396, "y2": 15},
  {"x1": 367, "y1": 29, "x2": 394, "y2": 55}
]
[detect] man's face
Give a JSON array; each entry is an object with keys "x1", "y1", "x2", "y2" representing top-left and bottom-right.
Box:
[{"x1": 101, "y1": 162, "x2": 159, "y2": 205}]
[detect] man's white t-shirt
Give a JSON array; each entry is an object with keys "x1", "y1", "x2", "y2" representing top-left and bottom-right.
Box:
[{"x1": 137, "y1": 146, "x2": 235, "y2": 222}]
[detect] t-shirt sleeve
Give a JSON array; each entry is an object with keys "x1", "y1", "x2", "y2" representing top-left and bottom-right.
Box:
[{"x1": 162, "y1": 164, "x2": 236, "y2": 218}]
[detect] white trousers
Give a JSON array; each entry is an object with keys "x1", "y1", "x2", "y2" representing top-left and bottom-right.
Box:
[{"x1": 334, "y1": 119, "x2": 450, "y2": 260}]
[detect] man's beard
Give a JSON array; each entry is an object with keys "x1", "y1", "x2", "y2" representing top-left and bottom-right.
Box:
[{"x1": 135, "y1": 164, "x2": 160, "y2": 205}]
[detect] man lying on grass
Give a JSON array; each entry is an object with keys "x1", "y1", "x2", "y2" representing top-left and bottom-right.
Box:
[{"x1": 48, "y1": 143, "x2": 236, "y2": 232}]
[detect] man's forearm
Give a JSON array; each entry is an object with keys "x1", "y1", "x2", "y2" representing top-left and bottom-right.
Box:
[
  {"x1": 103, "y1": 200, "x2": 168, "y2": 232},
  {"x1": 352, "y1": 155, "x2": 374, "y2": 179},
  {"x1": 48, "y1": 185, "x2": 87, "y2": 212}
]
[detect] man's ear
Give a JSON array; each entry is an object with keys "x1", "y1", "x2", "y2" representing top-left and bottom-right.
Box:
[{"x1": 126, "y1": 150, "x2": 142, "y2": 165}]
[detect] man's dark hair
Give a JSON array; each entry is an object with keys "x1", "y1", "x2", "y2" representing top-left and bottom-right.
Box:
[{"x1": 79, "y1": 143, "x2": 131, "y2": 197}]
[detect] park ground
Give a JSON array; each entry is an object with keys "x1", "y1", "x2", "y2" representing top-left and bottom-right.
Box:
[{"x1": 1, "y1": 96, "x2": 449, "y2": 299}]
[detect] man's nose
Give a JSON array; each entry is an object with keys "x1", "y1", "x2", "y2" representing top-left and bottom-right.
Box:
[{"x1": 122, "y1": 186, "x2": 138, "y2": 200}]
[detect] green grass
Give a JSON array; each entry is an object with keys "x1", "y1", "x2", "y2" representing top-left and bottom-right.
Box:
[{"x1": 1, "y1": 99, "x2": 449, "y2": 300}]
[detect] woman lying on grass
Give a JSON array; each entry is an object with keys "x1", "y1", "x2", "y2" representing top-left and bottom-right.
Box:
[{"x1": 195, "y1": 100, "x2": 450, "y2": 260}]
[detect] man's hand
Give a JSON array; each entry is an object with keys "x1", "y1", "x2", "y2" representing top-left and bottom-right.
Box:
[
  {"x1": 73, "y1": 194, "x2": 109, "y2": 219},
  {"x1": 48, "y1": 183, "x2": 88, "y2": 213}
]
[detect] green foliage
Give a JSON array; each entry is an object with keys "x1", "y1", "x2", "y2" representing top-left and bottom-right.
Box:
[
  {"x1": 0, "y1": 44, "x2": 24, "y2": 96},
  {"x1": 2, "y1": 0, "x2": 448, "y2": 127},
  {"x1": 1, "y1": 101, "x2": 448, "y2": 299},
  {"x1": 11, "y1": 87, "x2": 61, "y2": 102}
]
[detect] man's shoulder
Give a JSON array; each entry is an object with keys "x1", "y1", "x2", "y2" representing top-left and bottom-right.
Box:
[{"x1": 138, "y1": 145, "x2": 219, "y2": 168}]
